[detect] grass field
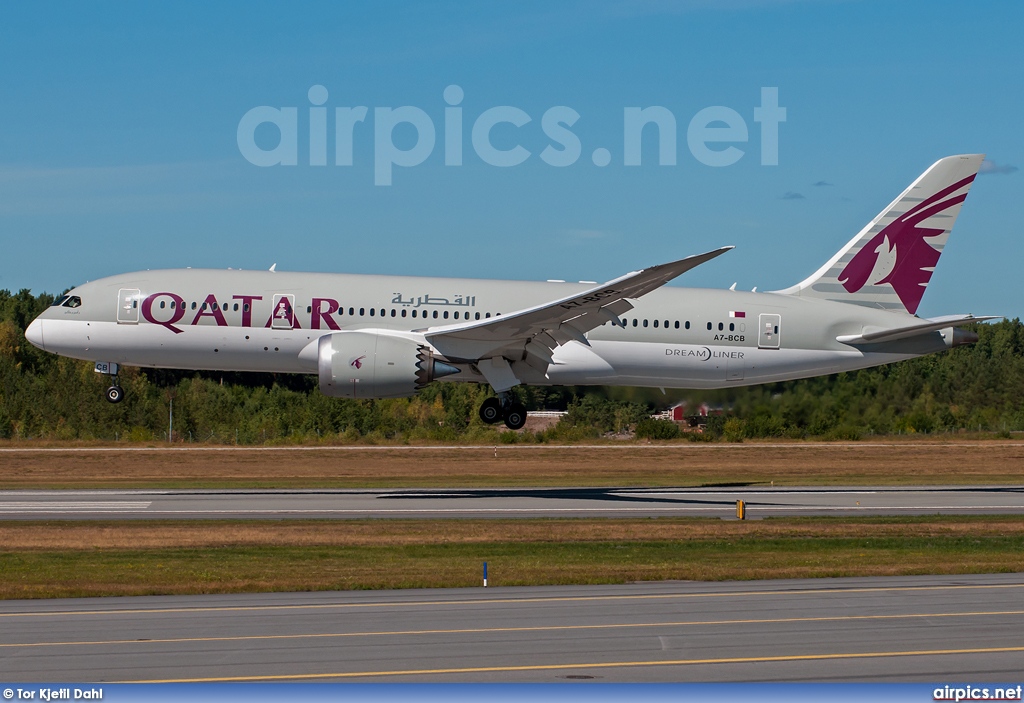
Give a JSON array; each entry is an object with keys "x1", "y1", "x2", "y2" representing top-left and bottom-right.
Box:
[
  {"x1": 2, "y1": 516, "x2": 1023, "y2": 599},
  {"x1": 2, "y1": 440, "x2": 1024, "y2": 489}
]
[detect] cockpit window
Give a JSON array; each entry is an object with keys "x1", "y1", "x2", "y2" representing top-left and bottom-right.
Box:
[
  {"x1": 62, "y1": 296, "x2": 82, "y2": 308},
  {"x1": 51, "y1": 295, "x2": 70, "y2": 307}
]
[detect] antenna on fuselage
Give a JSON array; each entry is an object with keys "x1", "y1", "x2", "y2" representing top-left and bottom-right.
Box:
[{"x1": 269, "y1": 263, "x2": 277, "y2": 272}]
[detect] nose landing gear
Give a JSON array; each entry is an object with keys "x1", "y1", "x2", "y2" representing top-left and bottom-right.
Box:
[
  {"x1": 478, "y1": 394, "x2": 527, "y2": 431},
  {"x1": 105, "y1": 384, "x2": 124, "y2": 404},
  {"x1": 95, "y1": 362, "x2": 124, "y2": 403}
]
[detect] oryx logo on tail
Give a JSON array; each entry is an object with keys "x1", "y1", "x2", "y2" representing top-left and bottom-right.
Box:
[
  {"x1": 838, "y1": 174, "x2": 976, "y2": 314},
  {"x1": 775, "y1": 154, "x2": 984, "y2": 314}
]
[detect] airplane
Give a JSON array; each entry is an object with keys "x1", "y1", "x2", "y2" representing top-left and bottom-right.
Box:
[{"x1": 25, "y1": 154, "x2": 996, "y2": 430}]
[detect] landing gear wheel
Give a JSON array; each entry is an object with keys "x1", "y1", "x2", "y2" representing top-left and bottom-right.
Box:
[
  {"x1": 502, "y1": 401, "x2": 527, "y2": 430},
  {"x1": 479, "y1": 397, "x2": 503, "y2": 424},
  {"x1": 106, "y1": 385, "x2": 124, "y2": 404}
]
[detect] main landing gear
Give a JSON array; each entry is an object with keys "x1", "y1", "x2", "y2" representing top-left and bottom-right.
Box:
[{"x1": 479, "y1": 395, "x2": 527, "y2": 431}]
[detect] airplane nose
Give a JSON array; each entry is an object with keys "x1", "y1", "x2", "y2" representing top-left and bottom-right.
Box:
[{"x1": 25, "y1": 319, "x2": 45, "y2": 350}]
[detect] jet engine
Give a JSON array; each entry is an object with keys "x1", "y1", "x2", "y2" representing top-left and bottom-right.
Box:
[{"x1": 316, "y1": 331, "x2": 460, "y2": 399}]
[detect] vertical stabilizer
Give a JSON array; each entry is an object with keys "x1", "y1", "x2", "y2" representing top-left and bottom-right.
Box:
[{"x1": 776, "y1": 154, "x2": 984, "y2": 314}]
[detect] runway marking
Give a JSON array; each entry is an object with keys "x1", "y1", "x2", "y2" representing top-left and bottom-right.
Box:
[
  {"x1": 0, "y1": 502, "x2": 151, "y2": 512},
  {"x1": 122, "y1": 644, "x2": 1024, "y2": 682},
  {"x1": 3, "y1": 609, "x2": 1022, "y2": 649},
  {"x1": 3, "y1": 582, "x2": 1022, "y2": 618}
]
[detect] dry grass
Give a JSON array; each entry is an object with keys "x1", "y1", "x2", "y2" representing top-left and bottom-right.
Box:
[
  {"x1": 2, "y1": 516, "x2": 1024, "y2": 549},
  {"x1": 2, "y1": 441, "x2": 1024, "y2": 488},
  {"x1": 2, "y1": 517, "x2": 1023, "y2": 599}
]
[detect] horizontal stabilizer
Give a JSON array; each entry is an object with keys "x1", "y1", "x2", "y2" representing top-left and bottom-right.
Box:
[{"x1": 836, "y1": 314, "x2": 1000, "y2": 345}]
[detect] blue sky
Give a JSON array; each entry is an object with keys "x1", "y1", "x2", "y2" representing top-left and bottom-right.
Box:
[{"x1": 1, "y1": 0, "x2": 1021, "y2": 318}]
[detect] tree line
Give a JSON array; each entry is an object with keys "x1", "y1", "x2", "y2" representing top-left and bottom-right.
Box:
[{"x1": 2, "y1": 288, "x2": 1022, "y2": 443}]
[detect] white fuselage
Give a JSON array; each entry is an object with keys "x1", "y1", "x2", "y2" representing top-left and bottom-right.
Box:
[{"x1": 26, "y1": 268, "x2": 952, "y2": 391}]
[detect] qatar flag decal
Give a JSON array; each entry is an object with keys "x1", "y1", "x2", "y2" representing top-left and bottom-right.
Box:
[{"x1": 729, "y1": 311, "x2": 746, "y2": 318}]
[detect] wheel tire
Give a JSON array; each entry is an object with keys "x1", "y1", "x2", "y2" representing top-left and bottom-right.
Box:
[
  {"x1": 106, "y1": 385, "x2": 124, "y2": 404},
  {"x1": 479, "y1": 397, "x2": 503, "y2": 424},
  {"x1": 503, "y1": 402, "x2": 527, "y2": 431}
]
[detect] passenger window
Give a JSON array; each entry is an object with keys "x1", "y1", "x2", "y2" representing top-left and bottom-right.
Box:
[
  {"x1": 306, "y1": 305, "x2": 312, "y2": 314},
  {"x1": 729, "y1": 322, "x2": 735, "y2": 331},
  {"x1": 653, "y1": 320, "x2": 659, "y2": 328},
  {"x1": 718, "y1": 322, "x2": 723, "y2": 331},
  {"x1": 664, "y1": 320, "x2": 669, "y2": 328},
  {"x1": 391, "y1": 309, "x2": 397, "y2": 317},
  {"x1": 234, "y1": 303, "x2": 239, "y2": 312},
  {"x1": 643, "y1": 319, "x2": 648, "y2": 327},
  {"x1": 632, "y1": 319, "x2": 638, "y2": 327},
  {"x1": 359, "y1": 308, "x2": 365, "y2": 316},
  {"x1": 369, "y1": 308, "x2": 375, "y2": 316},
  {"x1": 674, "y1": 321, "x2": 679, "y2": 329},
  {"x1": 433, "y1": 311, "x2": 439, "y2": 319},
  {"x1": 443, "y1": 311, "x2": 449, "y2": 319},
  {"x1": 244, "y1": 303, "x2": 250, "y2": 312},
  {"x1": 412, "y1": 310, "x2": 418, "y2": 318},
  {"x1": 192, "y1": 302, "x2": 197, "y2": 310},
  {"x1": 485, "y1": 313, "x2": 491, "y2": 318},
  {"x1": 707, "y1": 322, "x2": 712, "y2": 330},
  {"x1": 454, "y1": 311, "x2": 460, "y2": 320},
  {"x1": 160, "y1": 301, "x2": 166, "y2": 309},
  {"x1": 475, "y1": 312, "x2": 480, "y2": 320},
  {"x1": 349, "y1": 307, "x2": 354, "y2": 315},
  {"x1": 401, "y1": 309, "x2": 407, "y2": 318},
  {"x1": 685, "y1": 321, "x2": 690, "y2": 330}
]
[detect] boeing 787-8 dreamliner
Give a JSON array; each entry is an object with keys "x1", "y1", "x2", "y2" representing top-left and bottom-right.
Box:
[{"x1": 26, "y1": 154, "x2": 995, "y2": 429}]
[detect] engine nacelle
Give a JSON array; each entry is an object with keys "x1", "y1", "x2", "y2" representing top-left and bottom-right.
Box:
[{"x1": 316, "y1": 331, "x2": 460, "y2": 399}]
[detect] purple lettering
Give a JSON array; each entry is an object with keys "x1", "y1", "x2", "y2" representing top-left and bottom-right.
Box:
[
  {"x1": 192, "y1": 294, "x2": 228, "y2": 327},
  {"x1": 141, "y1": 292, "x2": 185, "y2": 334},
  {"x1": 232, "y1": 294, "x2": 262, "y2": 328},
  {"x1": 311, "y1": 297, "x2": 341, "y2": 330}
]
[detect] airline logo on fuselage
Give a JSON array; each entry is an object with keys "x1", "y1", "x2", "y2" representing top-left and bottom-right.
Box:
[{"x1": 138, "y1": 292, "x2": 471, "y2": 334}]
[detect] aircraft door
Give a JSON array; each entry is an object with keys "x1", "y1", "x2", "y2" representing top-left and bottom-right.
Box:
[
  {"x1": 758, "y1": 313, "x2": 781, "y2": 349},
  {"x1": 116, "y1": 288, "x2": 141, "y2": 324},
  {"x1": 271, "y1": 294, "x2": 296, "y2": 330}
]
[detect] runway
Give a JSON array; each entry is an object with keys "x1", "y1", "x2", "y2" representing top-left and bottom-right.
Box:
[
  {"x1": 1, "y1": 574, "x2": 1022, "y2": 682},
  {"x1": 1, "y1": 486, "x2": 1023, "y2": 519}
]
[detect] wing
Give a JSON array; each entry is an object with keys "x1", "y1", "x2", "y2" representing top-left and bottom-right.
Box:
[{"x1": 424, "y1": 247, "x2": 732, "y2": 387}]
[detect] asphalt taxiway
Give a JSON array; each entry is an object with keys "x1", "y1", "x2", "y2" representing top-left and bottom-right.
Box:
[
  {"x1": 1, "y1": 574, "x2": 1022, "y2": 682},
  {"x1": 1, "y1": 486, "x2": 1022, "y2": 519}
]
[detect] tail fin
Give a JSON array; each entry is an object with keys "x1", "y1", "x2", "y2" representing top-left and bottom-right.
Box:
[{"x1": 776, "y1": 154, "x2": 984, "y2": 314}]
